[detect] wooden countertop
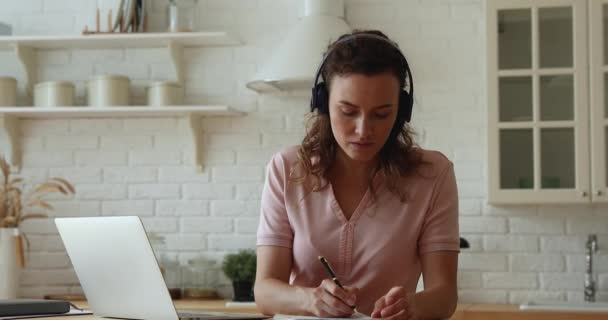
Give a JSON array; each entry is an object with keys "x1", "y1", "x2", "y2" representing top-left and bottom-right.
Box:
[
  {"x1": 40, "y1": 300, "x2": 260, "y2": 320},
  {"x1": 36, "y1": 300, "x2": 608, "y2": 320}
]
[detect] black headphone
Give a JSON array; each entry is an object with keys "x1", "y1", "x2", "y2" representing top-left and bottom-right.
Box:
[{"x1": 310, "y1": 33, "x2": 414, "y2": 130}]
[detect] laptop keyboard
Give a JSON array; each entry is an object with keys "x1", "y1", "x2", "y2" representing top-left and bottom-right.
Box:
[{"x1": 178, "y1": 312, "x2": 223, "y2": 319}]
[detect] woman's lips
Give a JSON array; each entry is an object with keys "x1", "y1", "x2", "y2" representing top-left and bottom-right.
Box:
[{"x1": 350, "y1": 142, "x2": 374, "y2": 149}]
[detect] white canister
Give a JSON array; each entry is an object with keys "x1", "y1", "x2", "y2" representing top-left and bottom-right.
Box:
[
  {"x1": 87, "y1": 74, "x2": 130, "y2": 106},
  {"x1": 0, "y1": 228, "x2": 20, "y2": 299},
  {"x1": 34, "y1": 81, "x2": 75, "y2": 107},
  {"x1": 0, "y1": 77, "x2": 17, "y2": 106},
  {"x1": 147, "y1": 81, "x2": 184, "y2": 106}
]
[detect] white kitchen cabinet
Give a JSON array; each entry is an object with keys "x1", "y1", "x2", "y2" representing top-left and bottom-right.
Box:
[
  {"x1": 487, "y1": 0, "x2": 608, "y2": 204},
  {"x1": 591, "y1": 0, "x2": 608, "y2": 203},
  {"x1": 0, "y1": 32, "x2": 244, "y2": 171}
]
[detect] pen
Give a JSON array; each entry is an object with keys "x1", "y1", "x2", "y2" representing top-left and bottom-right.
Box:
[{"x1": 318, "y1": 255, "x2": 356, "y2": 309}]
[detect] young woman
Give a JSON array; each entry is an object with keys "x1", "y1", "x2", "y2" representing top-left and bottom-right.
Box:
[{"x1": 254, "y1": 30, "x2": 459, "y2": 320}]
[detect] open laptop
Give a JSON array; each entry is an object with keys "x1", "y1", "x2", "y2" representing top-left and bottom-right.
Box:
[{"x1": 55, "y1": 216, "x2": 268, "y2": 320}]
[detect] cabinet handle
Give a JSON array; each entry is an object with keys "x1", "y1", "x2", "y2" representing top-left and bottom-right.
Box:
[
  {"x1": 595, "y1": 190, "x2": 603, "y2": 196},
  {"x1": 581, "y1": 191, "x2": 588, "y2": 197}
]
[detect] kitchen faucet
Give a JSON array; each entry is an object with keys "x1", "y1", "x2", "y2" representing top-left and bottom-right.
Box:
[{"x1": 584, "y1": 234, "x2": 598, "y2": 302}]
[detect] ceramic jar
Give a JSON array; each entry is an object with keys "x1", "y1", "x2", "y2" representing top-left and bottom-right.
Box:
[
  {"x1": 34, "y1": 81, "x2": 75, "y2": 107},
  {"x1": 147, "y1": 81, "x2": 184, "y2": 106},
  {"x1": 87, "y1": 74, "x2": 130, "y2": 106}
]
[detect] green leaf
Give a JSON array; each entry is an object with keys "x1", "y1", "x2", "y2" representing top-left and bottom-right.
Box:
[{"x1": 221, "y1": 249, "x2": 256, "y2": 282}]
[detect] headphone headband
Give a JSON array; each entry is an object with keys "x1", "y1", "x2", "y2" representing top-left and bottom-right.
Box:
[{"x1": 312, "y1": 34, "x2": 412, "y2": 93}]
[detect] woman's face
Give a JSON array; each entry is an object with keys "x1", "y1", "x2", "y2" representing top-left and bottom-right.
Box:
[{"x1": 328, "y1": 72, "x2": 400, "y2": 163}]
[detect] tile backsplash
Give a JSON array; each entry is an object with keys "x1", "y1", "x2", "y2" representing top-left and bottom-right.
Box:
[{"x1": 1, "y1": 0, "x2": 607, "y2": 304}]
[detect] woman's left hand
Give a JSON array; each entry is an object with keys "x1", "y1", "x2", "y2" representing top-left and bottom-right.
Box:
[{"x1": 370, "y1": 286, "x2": 418, "y2": 320}]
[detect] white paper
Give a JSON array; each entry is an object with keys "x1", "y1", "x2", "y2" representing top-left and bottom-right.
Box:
[
  {"x1": 274, "y1": 311, "x2": 371, "y2": 320},
  {"x1": 225, "y1": 301, "x2": 258, "y2": 308},
  {"x1": 0, "y1": 309, "x2": 92, "y2": 320}
]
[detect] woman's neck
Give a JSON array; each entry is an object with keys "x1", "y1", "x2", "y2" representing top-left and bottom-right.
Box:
[{"x1": 330, "y1": 149, "x2": 378, "y2": 183}]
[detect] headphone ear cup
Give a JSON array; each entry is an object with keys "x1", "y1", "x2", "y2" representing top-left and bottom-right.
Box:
[
  {"x1": 398, "y1": 90, "x2": 413, "y2": 124},
  {"x1": 389, "y1": 90, "x2": 412, "y2": 140},
  {"x1": 311, "y1": 83, "x2": 330, "y2": 114}
]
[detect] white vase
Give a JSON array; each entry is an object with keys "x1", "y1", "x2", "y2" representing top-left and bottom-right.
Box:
[{"x1": 0, "y1": 228, "x2": 21, "y2": 299}]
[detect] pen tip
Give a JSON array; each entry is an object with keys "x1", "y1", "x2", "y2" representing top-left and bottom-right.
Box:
[{"x1": 318, "y1": 255, "x2": 324, "y2": 260}]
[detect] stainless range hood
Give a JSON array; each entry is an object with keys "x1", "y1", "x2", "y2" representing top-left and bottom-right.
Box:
[{"x1": 246, "y1": 0, "x2": 351, "y2": 93}]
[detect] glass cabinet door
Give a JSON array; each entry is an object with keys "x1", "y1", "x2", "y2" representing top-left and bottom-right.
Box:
[
  {"x1": 591, "y1": 0, "x2": 608, "y2": 202},
  {"x1": 487, "y1": 0, "x2": 589, "y2": 204}
]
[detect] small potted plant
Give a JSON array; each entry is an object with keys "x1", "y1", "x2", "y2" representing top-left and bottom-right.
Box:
[
  {"x1": 221, "y1": 249, "x2": 256, "y2": 302},
  {"x1": 0, "y1": 156, "x2": 75, "y2": 299}
]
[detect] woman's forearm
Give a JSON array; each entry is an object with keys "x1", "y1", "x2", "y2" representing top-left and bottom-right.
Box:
[
  {"x1": 255, "y1": 278, "x2": 312, "y2": 316},
  {"x1": 409, "y1": 285, "x2": 457, "y2": 319}
]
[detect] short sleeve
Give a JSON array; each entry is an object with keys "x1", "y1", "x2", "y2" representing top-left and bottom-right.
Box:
[
  {"x1": 256, "y1": 153, "x2": 294, "y2": 248},
  {"x1": 418, "y1": 162, "x2": 460, "y2": 254}
]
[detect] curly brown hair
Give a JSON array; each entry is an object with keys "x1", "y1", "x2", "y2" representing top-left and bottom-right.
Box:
[{"x1": 293, "y1": 30, "x2": 425, "y2": 203}]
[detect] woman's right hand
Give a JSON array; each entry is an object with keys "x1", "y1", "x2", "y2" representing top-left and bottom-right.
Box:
[{"x1": 306, "y1": 279, "x2": 359, "y2": 318}]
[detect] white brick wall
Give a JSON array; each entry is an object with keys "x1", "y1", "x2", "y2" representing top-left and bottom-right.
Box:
[
  {"x1": 484, "y1": 235, "x2": 539, "y2": 253},
  {"x1": 483, "y1": 272, "x2": 538, "y2": 290},
  {"x1": 180, "y1": 217, "x2": 233, "y2": 234},
  {"x1": 4, "y1": 0, "x2": 608, "y2": 304},
  {"x1": 104, "y1": 167, "x2": 157, "y2": 183},
  {"x1": 102, "y1": 200, "x2": 155, "y2": 216},
  {"x1": 509, "y1": 255, "x2": 565, "y2": 272},
  {"x1": 156, "y1": 200, "x2": 210, "y2": 216}
]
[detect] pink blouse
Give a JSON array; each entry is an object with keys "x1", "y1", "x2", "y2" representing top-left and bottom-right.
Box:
[{"x1": 257, "y1": 146, "x2": 460, "y2": 314}]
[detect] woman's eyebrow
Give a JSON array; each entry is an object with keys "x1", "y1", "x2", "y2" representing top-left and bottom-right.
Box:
[{"x1": 338, "y1": 100, "x2": 393, "y2": 109}]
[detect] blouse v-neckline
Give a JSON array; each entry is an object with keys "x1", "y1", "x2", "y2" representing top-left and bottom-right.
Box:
[
  {"x1": 325, "y1": 168, "x2": 384, "y2": 223},
  {"x1": 327, "y1": 182, "x2": 370, "y2": 224}
]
